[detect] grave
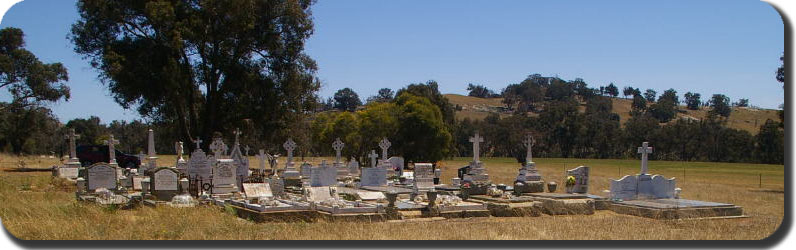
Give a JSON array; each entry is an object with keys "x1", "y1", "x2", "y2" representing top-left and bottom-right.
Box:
[
  {"x1": 348, "y1": 157, "x2": 360, "y2": 177},
  {"x1": 360, "y1": 167, "x2": 388, "y2": 187},
  {"x1": 212, "y1": 159, "x2": 239, "y2": 195},
  {"x1": 331, "y1": 138, "x2": 349, "y2": 178},
  {"x1": 175, "y1": 141, "x2": 188, "y2": 174},
  {"x1": 142, "y1": 129, "x2": 159, "y2": 173},
  {"x1": 229, "y1": 129, "x2": 250, "y2": 189},
  {"x1": 57, "y1": 129, "x2": 81, "y2": 179},
  {"x1": 148, "y1": 167, "x2": 181, "y2": 201},
  {"x1": 76, "y1": 163, "x2": 130, "y2": 206},
  {"x1": 461, "y1": 133, "x2": 491, "y2": 195},
  {"x1": 281, "y1": 138, "x2": 301, "y2": 180},
  {"x1": 566, "y1": 166, "x2": 589, "y2": 194},
  {"x1": 606, "y1": 142, "x2": 744, "y2": 219},
  {"x1": 304, "y1": 186, "x2": 386, "y2": 222},
  {"x1": 513, "y1": 134, "x2": 544, "y2": 194},
  {"x1": 187, "y1": 139, "x2": 212, "y2": 181},
  {"x1": 310, "y1": 161, "x2": 337, "y2": 187}
]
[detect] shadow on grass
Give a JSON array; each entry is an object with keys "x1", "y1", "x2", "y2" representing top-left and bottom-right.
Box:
[{"x1": 2, "y1": 168, "x2": 53, "y2": 173}]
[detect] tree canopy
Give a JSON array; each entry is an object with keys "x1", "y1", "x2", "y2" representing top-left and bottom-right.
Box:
[
  {"x1": 69, "y1": 0, "x2": 320, "y2": 150},
  {"x1": 1, "y1": 27, "x2": 70, "y2": 108},
  {"x1": 333, "y1": 88, "x2": 362, "y2": 112}
]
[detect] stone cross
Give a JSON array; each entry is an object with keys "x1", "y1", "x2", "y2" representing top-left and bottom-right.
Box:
[
  {"x1": 284, "y1": 138, "x2": 297, "y2": 166},
  {"x1": 104, "y1": 134, "x2": 120, "y2": 164},
  {"x1": 244, "y1": 145, "x2": 250, "y2": 156},
  {"x1": 470, "y1": 133, "x2": 484, "y2": 163},
  {"x1": 368, "y1": 150, "x2": 379, "y2": 168},
  {"x1": 209, "y1": 137, "x2": 228, "y2": 159},
  {"x1": 257, "y1": 149, "x2": 267, "y2": 171},
  {"x1": 378, "y1": 137, "x2": 391, "y2": 161},
  {"x1": 192, "y1": 138, "x2": 203, "y2": 150},
  {"x1": 522, "y1": 134, "x2": 535, "y2": 163},
  {"x1": 64, "y1": 128, "x2": 81, "y2": 160},
  {"x1": 175, "y1": 141, "x2": 184, "y2": 161},
  {"x1": 332, "y1": 138, "x2": 344, "y2": 164},
  {"x1": 233, "y1": 128, "x2": 242, "y2": 146},
  {"x1": 637, "y1": 142, "x2": 653, "y2": 175}
]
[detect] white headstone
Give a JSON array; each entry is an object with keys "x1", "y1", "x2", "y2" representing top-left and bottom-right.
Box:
[
  {"x1": 310, "y1": 161, "x2": 337, "y2": 187},
  {"x1": 566, "y1": 166, "x2": 589, "y2": 194},
  {"x1": 360, "y1": 167, "x2": 388, "y2": 187},
  {"x1": 212, "y1": 159, "x2": 238, "y2": 194},
  {"x1": 348, "y1": 157, "x2": 360, "y2": 176},
  {"x1": 103, "y1": 134, "x2": 120, "y2": 165},
  {"x1": 469, "y1": 133, "x2": 484, "y2": 163},
  {"x1": 243, "y1": 183, "x2": 273, "y2": 199},
  {"x1": 368, "y1": 150, "x2": 379, "y2": 168},
  {"x1": 378, "y1": 137, "x2": 391, "y2": 161},
  {"x1": 332, "y1": 138, "x2": 344, "y2": 164},
  {"x1": 209, "y1": 137, "x2": 228, "y2": 159},
  {"x1": 522, "y1": 133, "x2": 535, "y2": 163},
  {"x1": 413, "y1": 163, "x2": 435, "y2": 192},
  {"x1": 187, "y1": 148, "x2": 212, "y2": 180},
  {"x1": 146, "y1": 129, "x2": 158, "y2": 168},
  {"x1": 153, "y1": 168, "x2": 179, "y2": 191}
]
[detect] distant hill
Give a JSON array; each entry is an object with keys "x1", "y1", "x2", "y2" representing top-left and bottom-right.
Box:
[{"x1": 443, "y1": 94, "x2": 780, "y2": 134}]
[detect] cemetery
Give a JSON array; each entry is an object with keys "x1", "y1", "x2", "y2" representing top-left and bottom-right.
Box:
[{"x1": 44, "y1": 128, "x2": 751, "y2": 224}]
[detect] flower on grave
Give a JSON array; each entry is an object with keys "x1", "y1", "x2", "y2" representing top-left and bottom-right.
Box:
[
  {"x1": 462, "y1": 182, "x2": 471, "y2": 188},
  {"x1": 565, "y1": 176, "x2": 576, "y2": 187}
]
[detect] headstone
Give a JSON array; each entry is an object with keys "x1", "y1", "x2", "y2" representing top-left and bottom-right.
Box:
[
  {"x1": 566, "y1": 166, "x2": 589, "y2": 194},
  {"x1": 300, "y1": 162, "x2": 312, "y2": 177},
  {"x1": 209, "y1": 136, "x2": 228, "y2": 159},
  {"x1": 103, "y1": 134, "x2": 120, "y2": 166},
  {"x1": 609, "y1": 142, "x2": 677, "y2": 200},
  {"x1": 413, "y1": 163, "x2": 435, "y2": 192},
  {"x1": 86, "y1": 163, "x2": 118, "y2": 191},
  {"x1": 310, "y1": 161, "x2": 337, "y2": 187},
  {"x1": 282, "y1": 139, "x2": 300, "y2": 178},
  {"x1": 348, "y1": 157, "x2": 360, "y2": 176},
  {"x1": 151, "y1": 167, "x2": 180, "y2": 200},
  {"x1": 229, "y1": 129, "x2": 250, "y2": 182},
  {"x1": 305, "y1": 186, "x2": 333, "y2": 202},
  {"x1": 388, "y1": 157, "x2": 404, "y2": 173},
  {"x1": 64, "y1": 128, "x2": 82, "y2": 167},
  {"x1": 145, "y1": 129, "x2": 158, "y2": 170},
  {"x1": 464, "y1": 133, "x2": 490, "y2": 184},
  {"x1": 58, "y1": 167, "x2": 79, "y2": 179},
  {"x1": 187, "y1": 146, "x2": 212, "y2": 180},
  {"x1": 368, "y1": 150, "x2": 379, "y2": 168},
  {"x1": 256, "y1": 150, "x2": 267, "y2": 173},
  {"x1": 360, "y1": 167, "x2": 388, "y2": 187},
  {"x1": 331, "y1": 138, "x2": 349, "y2": 177},
  {"x1": 514, "y1": 134, "x2": 543, "y2": 193},
  {"x1": 243, "y1": 183, "x2": 273, "y2": 199},
  {"x1": 132, "y1": 175, "x2": 145, "y2": 190},
  {"x1": 378, "y1": 137, "x2": 391, "y2": 161},
  {"x1": 268, "y1": 177, "x2": 285, "y2": 197},
  {"x1": 212, "y1": 159, "x2": 238, "y2": 194}
]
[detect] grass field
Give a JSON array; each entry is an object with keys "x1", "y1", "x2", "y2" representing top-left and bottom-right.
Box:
[
  {"x1": 444, "y1": 94, "x2": 780, "y2": 134},
  {"x1": 0, "y1": 154, "x2": 785, "y2": 240}
]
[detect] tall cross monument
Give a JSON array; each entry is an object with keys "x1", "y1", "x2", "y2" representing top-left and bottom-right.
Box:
[
  {"x1": 283, "y1": 138, "x2": 297, "y2": 167},
  {"x1": 378, "y1": 137, "x2": 391, "y2": 161},
  {"x1": 470, "y1": 133, "x2": 484, "y2": 163},
  {"x1": 64, "y1": 128, "x2": 81, "y2": 164},
  {"x1": 522, "y1": 134, "x2": 535, "y2": 164},
  {"x1": 637, "y1": 142, "x2": 653, "y2": 175},
  {"x1": 104, "y1": 134, "x2": 120, "y2": 166},
  {"x1": 368, "y1": 150, "x2": 379, "y2": 168},
  {"x1": 332, "y1": 138, "x2": 344, "y2": 164}
]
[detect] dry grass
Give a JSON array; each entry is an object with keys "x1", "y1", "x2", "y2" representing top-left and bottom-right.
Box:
[
  {"x1": 0, "y1": 154, "x2": 784, "y2": 240},
  {"x1": 444, "y1": 94, "x2": 780, "y2": 134}
]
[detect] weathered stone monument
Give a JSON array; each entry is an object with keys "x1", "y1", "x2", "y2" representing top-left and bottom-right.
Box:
[
  {"x1": 103, "y1": 134, "x2": 120, "y2": 167},
  {"x1": 360, "y1": 167, "x2": 388, "y2": 187},
  {"x1": 85, "y1": 163, "x2": 118, "y2": 192},
  {"x1": 566, "y1": 166, "x2": 589, "y2": 194},
  {"x1": 229, "y1": 129, "x2": 250, "y2": 188},
  {"x1": 58, "y1": 128, "x2": 81, "y2": 179},
  {"x1": 212, "y1": 159, "x2": 238, "y2": 194},
  {"x1": 462, "y1": 133, "x2": 491, "y2": 195},
  {"x1": 187, "y1": 138, "x2": 212, "y2": 180},
  {"x1": 143, "y1": 129, "x2": 158, "y2": 172},
  {"x1": 514, "y1": 134, "x2": 543, "y2": 193},
  {"x1": 348, "y1": 157, "x2": 360, "y2": 176},
  {"x1": 609, "y1": 142, "x2": 676, "y2": 200},
  {"x1": 310, "y1": 160, "x2": 337, "y2": 187},
  {"x1": 150, "y1": 167, "x2": 181, "y2": 201},
  {"x1": 282, "y1": 138, "x2": 300, "y2": 179},
  {"x1": 413, "y1": 163, "x2": 435, "y2": 193},
  {"x1": 175, "y1": 141, "x2": 188, "y2": 174},
  {"x1": 332, "y1": 138, "x2": 349, "y2": 178}
]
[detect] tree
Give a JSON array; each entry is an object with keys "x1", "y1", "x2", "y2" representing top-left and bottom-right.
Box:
[
  {"x1": 684, "y1": 92, "x2": 701, "y2": 110},
  {"x1": 734, "y1": 99, "x2": 749, "y2": 107},
  {"x1": 658, "y1": 89, "x2": 679, "y2": 105},
  {"x1": 65, "y1": 116, "x2": 107, "y2": 146},
  {"x1": 708, "y1": 94, "x2": 731, "y2": 118},
  {"x1": 643, "y1": 89, "x2": 657, "y2": 103},
  {"x1": 395, "y1": 80, "x2": 455, "y2": 126},
  {"x1": 466, "y1": 83, "x2": 498, "y2": 98},
  {"x1": 0, "y1": 104, "x2": 62, "y2": 154},
  {"x1": 393, "y1": 93, "x2": 452, "y2": 163},
  {"x1": 631, "y1": 94, "x2": 647, "y2": 112},
  {"x1": 1, "y1": 27, "x2": 70, "y2": 108},
  {"x1": 546, "y1": 79, "x2": 575, "y2": 101},
  {"x1": 333, "y1": 88, "x2": 362, "y2": 112},
  {"x1": 648, "y1": 88, "x2": 678, "y2": 122},
  {"x1": 755, "y1": 119, "x2": 784, "y2": 164},
  {"x1": 366, "y1": 88, "x2": 394, "y2": 103},
  {"x1": 622, "y1": 86, "x2": 635, "y2": 99},
  {"x1": 604, "y1": 83, "x2": 619, "y2": 97},
  {"x1": 777, "y1": 53, "x2": 784, "y2": 85},
  {"x1": 70, "y1": 0, "x2": 320, "y2": 151}
]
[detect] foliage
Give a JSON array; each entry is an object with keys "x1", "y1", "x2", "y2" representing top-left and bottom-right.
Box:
[
  {"x1": 333, "y1": 88, "x2": 362, "y2": 112},
  {"x1": 684, "y1": 92, "x2": 701, "y2": 110},
  {"x1": 648, "y1": 89, "x2": 678, "y2": 123},
  {"x1": 466, "y1": 83, "x2": 499, "y2": 98},
  {"x1": 755, "y1": 119, "x2": 784, "y2": 164},
  {"x1": 393, "y1": 93, "x2": 452, "y2": 163},
  {"x1": 70, "y1": 0, "x2": 321, "y2": 151},
  {"x1": 0, "y1": 104, "x2": 62, "y2": 154},
  {"x1": 708, "y1": 94, "x2": 732, "y2": 118},
  {"x1": 1, "y1": 27, "x2": 70, "y2": 108},
  {"x1": 631, "y1": 94, "x2": 647, "y2": 112},
  {"x1": 366, "y1": 88, "x2": 394, "y2": 104},
  {"x1": 643, "y1": 89, "x2": 657, "y2": 103},
  {"x1": 604, "y1": 83, "x2": 619, "y2": 97},
  {"x1": 734, "y1": 99, "x2": 749, "y2": 107}
]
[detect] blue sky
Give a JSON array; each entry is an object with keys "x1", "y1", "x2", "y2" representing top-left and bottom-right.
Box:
[{"x1": 0, "y1": 0, "x2": 785, "y2": 123}]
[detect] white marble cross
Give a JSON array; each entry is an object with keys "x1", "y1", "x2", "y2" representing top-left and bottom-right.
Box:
[
  {"x1": 64, "y1": 128, "x2": 81, "y2": 160},
  {"x1": 368, "y1": 150, "x2": 379, "y2": 168},
  {"x1": 470, "y1": 133, "x2": 484, "y2": 163},
  {"x1": 104, "y1": 134, "x2": 120, "y2": 164},
  {"x1": 332, "y1": 138, "x2": 344, "y2": 164},
  {"x1": 209, "y1": 137, "x2": 228, "y2": 159},
  {"x1": 175, "y1": 141, "x2": 184, "y2": 161},
  {"x1": 233, "y1": 128, "x2": 242, "y2": 146},
  {"x1": 637, "y1": 142, "x2": 653, "y2": 175},
  {"x1": 284, "y1": 138, "x2": 297, "y2": 166},
  {"x1": 257, "y1": 149, "x2": 267, "y2": 171},
  {"x1": 522, "y1": 134, "x2": 535, "y2": 163},
  {"x1": 378, "y1": 137, "x2": 391, "y2": 160}
]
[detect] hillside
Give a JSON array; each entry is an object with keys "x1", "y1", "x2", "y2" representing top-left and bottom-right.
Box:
[{"x1": 444, "y1": 94, "x2": 780, "y2": 134}]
